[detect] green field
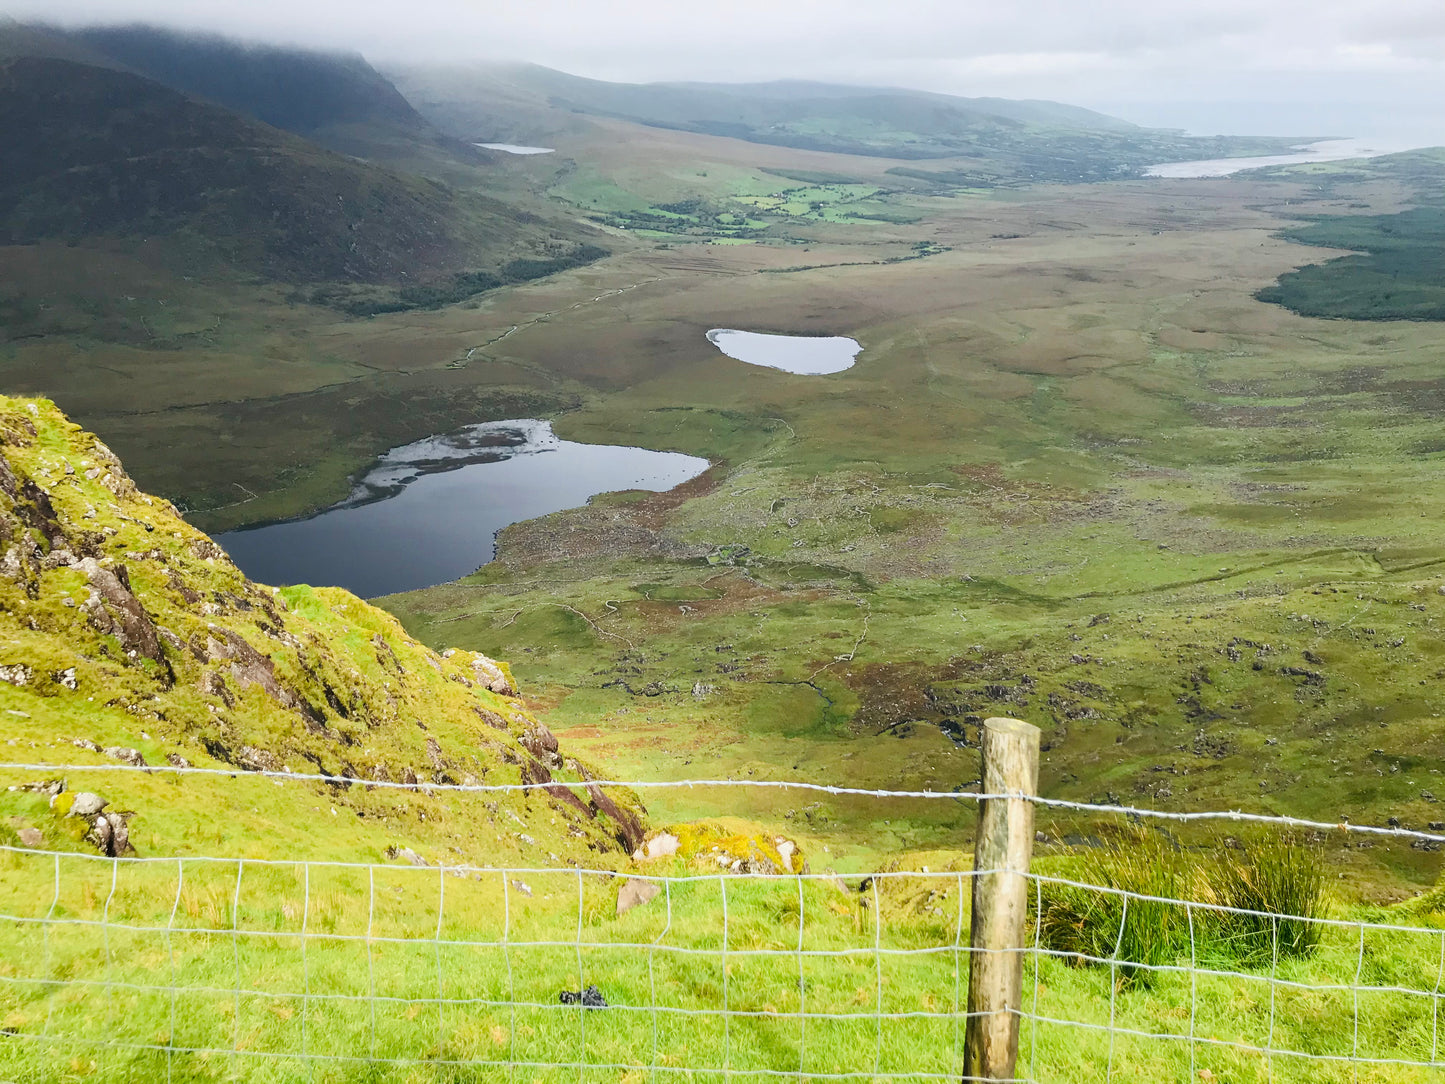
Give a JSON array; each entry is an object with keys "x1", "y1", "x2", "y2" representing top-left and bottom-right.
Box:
[{"x1": 6, "y1": 838, "x2": 1445, "y2": 1083}]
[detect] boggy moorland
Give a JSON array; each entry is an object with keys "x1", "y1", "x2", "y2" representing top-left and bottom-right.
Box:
[{"x1": 366, "y1": 146, "x2": 1445, "y2": 890}]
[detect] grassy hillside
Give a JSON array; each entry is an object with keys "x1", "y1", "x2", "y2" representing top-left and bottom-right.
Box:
[{"x1": 0, "y1": 395, "x2": 645, "y2": 867}]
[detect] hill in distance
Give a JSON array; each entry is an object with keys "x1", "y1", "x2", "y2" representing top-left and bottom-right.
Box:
[
  {"x1": 391, "y1": 62, "x2": 1304, "y2": 183},
  {"x1": 0, "y1": 26, "x2": 607, "y2": 304}
]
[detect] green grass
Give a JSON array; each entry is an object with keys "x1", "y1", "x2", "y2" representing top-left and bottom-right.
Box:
[{"x1": 1, "y1": 846, "x2": 1441, "y2": 1083}]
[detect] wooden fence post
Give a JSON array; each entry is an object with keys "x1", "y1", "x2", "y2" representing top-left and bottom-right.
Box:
[{"x1": 963, "y1": 716, "x2": 1041, "y2": 1082}]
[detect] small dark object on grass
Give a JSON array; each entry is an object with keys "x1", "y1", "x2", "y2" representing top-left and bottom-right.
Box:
[{"x1": 559, "y1": 984, "x2": 607, "y2": 1008}]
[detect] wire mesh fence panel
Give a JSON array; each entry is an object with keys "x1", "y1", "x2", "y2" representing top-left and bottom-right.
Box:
[
  {"x1": 5, "y1": 765, "x2": 1445, "y2": 1082},
  {"x1": 1, "y1": 846, "x2": 1444, "y2": 1083}
]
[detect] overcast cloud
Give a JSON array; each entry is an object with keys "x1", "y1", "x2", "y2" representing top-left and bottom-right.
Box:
[{"x1": 11, "y1": 0, "x2": 1445, "y2": 136}]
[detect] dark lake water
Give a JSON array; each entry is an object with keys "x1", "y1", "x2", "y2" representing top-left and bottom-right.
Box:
[{"x1": 216, "y1": 420, "x2": 709, "y2": 598}]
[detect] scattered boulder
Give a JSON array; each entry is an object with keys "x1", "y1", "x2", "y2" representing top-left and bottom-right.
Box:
[
  {"x1": 633, "y1": 832, "x2": 680, "y2": 861},
  {"x1": 0, "y1": 663, "x2": 31, "y2": 686},
  {"x1": 235, "y1": 745, "x2": 281, "y2": 773},
  {"x1": 776, "y1": 838, "x2": 797, "y2": 874},
  {"x1": 72, "y1": 737, "x2": 100, "y2": 752},
  {"x1": 616, "y1": 877, "x2": 661, "y2": 916},
  {"x1": 86, "y1": 811, "x2": 132, "y2": 856},
  {"x1": 166, "y1": 753, "x2": 191, "y2": 769},
  {"x1": 65, "y1": 792, "x2": 108, "y2": 818},
  {"x1": 386, "y1": 846, "x2": 427, "y2": 867},
  {"x1": 103, "y1": 746, "x2": 146, "y2": 768},
  {"x1": 12, "y1": 779, "x2": 63, "y2": 797},
  {"x1": 470, "y1": 654, "x2": 515, "y2": 696}
]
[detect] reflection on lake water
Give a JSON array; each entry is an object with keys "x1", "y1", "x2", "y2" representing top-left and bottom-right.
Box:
[
  {"x1": 706, "y1": 329, "x2": 862, "y2": 374},
  {"x1": 474, "y1": 142, "x2": 555, "y2": 155},
  {"x1": 1145, "y1": 137, "x2": 1434, "y2": 178},
  {"x1": 216, "y1": 420, "x2": 708, "y2": 598}
]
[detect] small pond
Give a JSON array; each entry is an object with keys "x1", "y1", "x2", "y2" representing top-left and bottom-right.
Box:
[
  {"x1": 475, "y1": 142, "x2": 555, "y2": 155},
  {"x1": 216, "y1": 420, "x2": 708, "y2": 598},
  {"x1": 706, "y1": 329, "x2": 862, "y2": 374}
]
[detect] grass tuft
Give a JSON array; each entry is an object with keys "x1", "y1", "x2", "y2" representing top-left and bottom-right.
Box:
[
  {"x1": 1206, "y1": 833, "x2": 1326, "y2": 964},
  {"x1": 1037, "y1": 829, "x2": 1326, "y2": 986}
]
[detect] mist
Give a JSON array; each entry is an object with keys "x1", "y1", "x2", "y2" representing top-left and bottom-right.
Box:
[{"x1": 9, "y1": 0, "x2": 1445, "y2": 137}]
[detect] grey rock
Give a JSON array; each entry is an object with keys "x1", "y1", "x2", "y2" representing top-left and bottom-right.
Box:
[
  {"x1": 87, "y1": 811, "x2": 131, "y2": 857},
  {"x1": 388, "y1": 847, "x2": 427, "y2": 867},
  {"x1": 17, "y1": 827, "x2": 42, "y2": 847},
  {"x1": 69, "y1": 557, "x2": 162, "y2": 661},
  {"x1": 520, "y1": 722, "x2": 561, "y2": 767},
  {"x1": 67, "y1": 792, "x2": 108, "y2": 818},
  {"x1": 470, "y1": 654, "x2": 515, "y2": 696},
  {"x1": 0, "y1": 663, "x2": 31, "y2": 686},
  {"x1": 633, "y1": 832, "x2": 680, "y2": 861},
  {"x1": 776, "y1": 838, "x2": 797, "y2": 873},
  {"x1": 616, "y1": 878, "x2": 661, "y2": 916},
  {"x1": 104, "y1": 746, "x2": 146, "y2": 768},
  {"x1": 72, "y1": 737, "x2": 100, "y2": 752}
]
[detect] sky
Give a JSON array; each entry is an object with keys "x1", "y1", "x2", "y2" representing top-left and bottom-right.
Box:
[{"x1": 12, "y1": 0, "x2": 1445, "y2": 137}]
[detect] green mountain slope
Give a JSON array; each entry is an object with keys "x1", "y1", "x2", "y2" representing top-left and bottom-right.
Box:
[{"x1": 0, "y1": 396, "x2": 645, "y2": 865}]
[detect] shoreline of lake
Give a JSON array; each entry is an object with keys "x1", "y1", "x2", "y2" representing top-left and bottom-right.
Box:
[
  {"x1": 706, "y1": 329, "x2": 862, "y2": 374},
  {"x1": 216, "y1": 420, "x2": 709, "y2": 598},
  {"x1": 1145, "y1": 137, "x2": 1440, "y2": 178}
]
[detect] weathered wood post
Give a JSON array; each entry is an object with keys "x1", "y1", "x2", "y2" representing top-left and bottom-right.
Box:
[{"x1": 963, "y1": 716, "x2": 1041, "y2": 1082}]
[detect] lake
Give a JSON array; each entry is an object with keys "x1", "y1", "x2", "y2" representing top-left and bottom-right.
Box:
[
  {"x1": 1145, "y1": 137, "x2": 1432, "y2": 178},
  {"x1": 475, "y1": 142, "x2": 555, "y2": 155},
  {"x1": 706, "y1": 329, "x2": 862, "y2": 374},
  {"x1": 216, "y1": 421, "x2": 709, "y2": 598}
]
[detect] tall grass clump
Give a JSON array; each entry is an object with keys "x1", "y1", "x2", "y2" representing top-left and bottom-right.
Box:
[
  {"x1": 1036, "y1": 828, "x2": 1326, "y2": 986},
  {"x1": 1037, "y1": 829, "x2": 1189, "y2": 987},
  {"x1": 1205, "y1": 833, "x2": 1325, "y2": 964}
]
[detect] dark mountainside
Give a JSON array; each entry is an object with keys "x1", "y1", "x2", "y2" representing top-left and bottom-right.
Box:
[
  {"x1": 68, "y1": 23, "x2": 428, "y2": 139},
  {"x1": 0, "y1": 32, "x2": 605, "y2": 293},
  {"x1": 0, "y1": 56, "x2": 478, "y2": 284}
]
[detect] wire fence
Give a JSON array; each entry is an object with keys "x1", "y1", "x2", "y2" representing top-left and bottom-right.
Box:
[{"x1": 3, "y1": 766, "x2": 1445, "y2": 1082}]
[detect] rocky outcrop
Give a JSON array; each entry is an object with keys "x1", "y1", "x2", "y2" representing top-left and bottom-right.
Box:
[
  {"x1": 0, "y1": 396, "x2": 649, "y2": 866},
  {"x1": 71, "y1": 557, "x2": 162, "y2": 662}
]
